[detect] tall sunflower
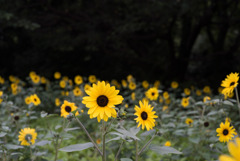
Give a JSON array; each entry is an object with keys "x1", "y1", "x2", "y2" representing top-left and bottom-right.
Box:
[
  {"x1": 18, "y1": 128, "x2": 37, "y2": 146},
  {"x1": 134, "y1": 100, "x2": 158, "y2": 131},
  {"x1": 60, "y1": 100, "x2": 78, "y2": 118},
  {"x1": 216, "y1": 121, "x2": 237, "y2": 143},
  {"x1": 82, "y1": 81, "x2": 124, "y2": 122},
  {"x1": 221, "y1": 72, "x2": 239, "y2": 97},
  {"x1": 219, "y1": 137, "x2": 240, "y2": 161},
  {"x1": 145, "y1": 87, "x2": 159, "y2": 101}
]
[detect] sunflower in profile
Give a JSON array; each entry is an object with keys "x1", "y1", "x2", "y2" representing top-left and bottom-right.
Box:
[
  {"x1": 30, "y1": 94, "x2": 41, "y2": 106},
  {"x1": 221, "y1": 73, "x2": 239, "y2": 97},
  {"x1": 60, "y1": 100, "x2": 78, "y2": 118},
  {"x1": 145, "y1": 87, "x2": 159, "y2": 101},
  {"x1": 181, "y1": 97, "x2": 189, "y2": 108},
  {"x1": 216, "y1": 121, "x2": 237, "y2": 143},
  {"x1": 82, "y1": 81, "x2": 124, "y2": 122},
  {"x1": 129, "y1": 82, "x2": 136, "y2": 90},
  {"x1": 131, "y1": 92, "x2": 136, "y2": 101},
  {"x1": 219, "y1": 137, "x2": 240, "y2": 161},
  {"x1": 18, "y1": 128, "x2": 37, "y2": 146},
  {"x1": 134, "y1": 100, "x2": 158, "y2": 131},
  {"x1": 171, "y1": 81, "x2": 179, "y2": 89},
  {"x1": 185, "y1": 118, "x2": 193, "y2": 127},
  {"x1": 74, "y1": 75, "x2": 83, "y2": 85}
]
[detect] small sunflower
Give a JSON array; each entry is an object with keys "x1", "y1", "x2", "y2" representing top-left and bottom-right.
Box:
[
  {"x1": 142, "y1": 81, "x2": 149, "y2": 89},
  {"x1": 216, "y1": 121, "x2": 237, "y2": 143},
  {"x1": 203, "y1": 96, "x2": 211, "y2": 103},
  {"x1": 129, "y1": 82, "x2": 136, "y2": 90},
  {"x1": 41, "y1": 77, "x2": 47, "y2": 84},
  {"x1": 59, "y1": 80, "x2": 66, "y2": 88},
  {"x1": 145, "y1": 87, "x2": 159, "y2": 101},
  {"x1": 221, "y1": 73, "x2": 239, "y2": 97},
  {"x1": 25, "y1": 96, "x2": 31, "y2": 105},
  {"x1": 60, "y1": 100, "x2": 78, "y2": 118},
  {"x1": 88, "y1": 75, "x2": 97, "y2": 83},
  {"x1": 82, "y1": 81, "x2": 124, "y2": 122},
  {"x1": 131, "y1": 92, "x2": 136, "y2": 101},
  {"x1": 55, "y1": 98, "x2": 61, "y2": 106},
  {"x1": 121, "y1": 80, "x2": 127, "y2": 88},
  {"x1": 127, "y1": 75, "x2": 134, "y2": 82},
  {"x1": 185, "y1": 118, "x2": 193, "y2": 126},
  {"x1": 84, "y1": 84, "x2": 91, "y2": 92},
  {"x1": 165, "y1": 98, "x2": 171, "y2": 104},
  {"x1": 74, "y1": 75, "x2": 83, "y2": 85},
  {"x1": 184, "y1": 88, "x2": 191, "y2": 95},
  {"x1": 73, "y1": 87, "x2": 83, "y2": 96},
  {"x1": 163, "y1": 91, "x2": 169, "y2": 99},
  {"x1": 171, "y1": 81, "x2": 178, "y2": 89},
  {"x1": 31, "y1": 75, "x2": 40, "y2": 84},
  {"x1": 181, "y1": 97, "x2": 189, "y2": 108},
  {"x1": 30, "y1": 94, "x2": 41, "y2": 106},
  {"x1": 203, "y1": 86, "x2": 211, "y2": 94},
  {"x1": 18, "y1": 128, "x2": 37, "y2": 146},
  {"x1": 162, "y1": 105, "x2": 168, "y2": 112},
  {"x1": 196, "y1": 89, "x2": 202, "y2": 96},
  {"x1": 159, "y1": 96, "x2": 164, "y2": 103},
  {"x1": 165, "y1": 141, "x2": 171, "y2": 147},
  {"x1": 219, "y1": 137, "x2": 240, "y2": 161},
  {"x1": 154, "y1": 80, "x2": 160, "y2": 88},
  {"x1": 54, "y1": 72, "x2": 61, "y2": 79},
  {"x1": 134, "y1": 100, "x2": 158, "y2": 131}
]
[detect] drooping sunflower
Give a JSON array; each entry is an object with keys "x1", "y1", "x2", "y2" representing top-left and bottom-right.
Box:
[
  {"x1": 129, "y1": 82, "x2": 136, "y2": 90},
  {"x1": 185, "y1": 118, "x2": 193, "y2": 126},
  {"x1": 82, "y1": 81, "x2": 124, "y2": 122},
  {"x1": 145, "y1": 87, "x2": 159, "y2": 101},
  {"x1": 219, "y1": 137, "x2": 240, "y2": 161},
  {"x1": 74, "y1": 75, "x2": 83, "y2": 85},
  {"x1": 73, "y1": 87, "x2": 83, "y2": 96},
  {"x1": 216, "y1": 121, "x2": 237, "y2": 143},
  {"x1": 221, "y1": 73, "x2": 239, "y2": 97},
  {"x1": 134, "y1": 100, "x2": 158, "y2": 131},
  {"x1": 60, "y1": 100, "x2": 78, "y2": 118},
  {"x1": 30, "y1": 94, "x2": 41, "y2": 106},
  {"x1": 142, "y1": 80, "x2": 149, "y2": 89},
  {"x1": 18, "y1": 128, "x2": 37, "y2": 146},
  {"x1": 171, "y1": 81, "x2": 179, "y2": 89},
  {"x1": 181, "y1": 97, "x2": 189, "y2": 108}
]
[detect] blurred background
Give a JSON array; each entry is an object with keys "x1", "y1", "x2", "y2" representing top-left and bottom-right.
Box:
[{"x1": 1, "y1": 0, "x2": 240, "y2": 88}]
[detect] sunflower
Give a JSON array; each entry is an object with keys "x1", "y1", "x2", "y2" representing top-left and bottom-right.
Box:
[
  {"x1": 181, "y1": 97, "x2": 189, "y2": 108},
  {"x1": 165, "y1": 98, "x2": 171, "y2": 104},
  {"x1": 171, "y1": 81, "x2": 178, "y2": 89},
  {"x1": 162, "y1": 105, "x2": 168, "y2": 112},
  {"x1": 41, "y1": 77, "x2": 47, "y2": 84},
  {"x1": 216, "y1": 121, "x2": 237, "y2": 143},
  {"x1": 159, "y1": 96, "x2": 164, "y2": 103},
  {"x1": 54, "y1": 72, "x2": 61, "y2": 79},
  {"x1": 134, "y1": 100, "x2": 158, "y2": 131},
  {"x1": 88, "y1": 75, "x2": 97, "y2": 83},
  {"x1": 219, "y1": 137, "x2": 240, "y2": 161},
  {"x1": 127, "y1": 75, "x2": 134, "y2": 82},
  {"x1": 31, "y1": 74, "x2": 40, "y2": 84},
  {"x1": 203, "y1": 86, "x2": 211, "y2": 94},
  {"x1": 25, "y1": 96, "x2": 31, "y2": 105},
  {"x1": 0, "y1": 91, "x2": 3, "y2": 97},
  {"x1": 18, "y1": 128, "x2": 37, "y2": 146},
  {"x1": 30, "y1": 94, "x2": 41, "y2": 106},
  {"x1": 73, "y1": 87, "x2": 83, "y2": 96},
  {"x1": 74, "y1": 75, "x2": 83, "y2": 85},
  {"x1": 185, "y1": 118, "x2": 193, "y2": 126},
  {"x1": 82, "y1": 81, "x2": 124, "y2": 122},
  {"x1": 218, "y1": 87, "x2": 223, "y2": 94},
  {"x1": 165, "y1": 141, "x2": 171, "y2": 147},
  {"x1": 203, "y1": 96, "x2": 211, "y2": 103},
  {"x1": 145, "y1": 87, "x2": 159, "y2": 101},
  {"x1": 221, "y1": 73, "x2": 239, "y2": 97},
  {"x1": 121, "y1": 80, "x2": 127, "y2": 88},
  {"x1": 55, "y1": 98, "x2": 61, "y2": 106},
  {"x1": 196, "y1": 89, "x2": 202, "y2": 96},
  {"x1": 60, "y1": 100, "x2": 78, "y2": 118},
  {"x1": 154, "y1": 80, "x2": 161, "y2": 88},
  {"x1": 129, "y1": 82, "x2": 136, "y2": 90},
  {"x1": 131, "y1": 92, "x2": 136, "y2": 101},
  {"x1": 59, "y1": 80, "x2": 66, "y2": 88},
  {"x1": 84, "y1": 84, "x2": 91, "y2": 92},
  {"x1": 163, "y1": 91, "x2": 169, "y2": 99},
  {"x1": 0, "y1": 76, "x2": 5, "y2": 84},
  {"x1": 142, "y1": 81, "x2": 149, "y2": 89},
  {"x1": 184, "y1": 88, "x2": 191, "y2": 95}
]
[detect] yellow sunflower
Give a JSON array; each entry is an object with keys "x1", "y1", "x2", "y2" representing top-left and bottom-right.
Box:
[
  {"x1": 219, "y1": 137, "x2": 240, "y2": 161},
  {"x1": 41, "y1": 77, "x2": 47, "y2": 84},
  {"x1": 145, "y1": 87, "x2": 159, "y2": 101},
  {"x1": 73, "y1": 87, "x2": 83, "y2": 96},
  {"x1": 31, "y1": 74, "x2": 40, "y2": 84},
  {"x1": 55, "y1": 98, "x2": 61, "y2": 106},
  {"x1": 171, "y1": 81, "x2": 179, "y2": 89},
  {"x1": 203, "y1": 96, "x2": 211, "y2": 103},
  {"x1": 127, "y1": 75, "x2": 134, "y2": 82},
  {"x1": 181, "y1": 97, "x2": 189, "y2": 108},
  {"x1": 30, "y1": 94, "x2": 41, "y2": 106},
  {"x1": 60, "y1": 100, "x2": 78, "y2": 118},
  {"x1": 203, "y1": 86, "x2": 211, "y2": 94},
  {"x1": 121, "y1": 80, "x2": 127, "y2": 88},
  {"x1": 0, "y1": 91, "x2": 3, "y2": 97},
  {"x1": 216, "y1": 121, "x2": 237, "y2": 143},
  {"x1": 129, "y1": 82, "x2": 136, "y2": 90},
  {"x1": 131, "y1": 92, "x2": 136, "y2": 101},
  {"x1": 82, "y1": 81, "x2": 124, "y2": 122},
  {"x1": 0, "y1": 76, "x2": 5, "y2": 84},
  {"x1": 162, "y1": 105, "x2": 168, "y2": 112},
  {"x1": 163, "y1": 91, "x2": 169, "y2": 99},
  {"x1": 159, "y1": 96, "x2": 163, "y2": 103},
  {"x1": 54, "y1": 72, "x2": 61, "y2": 79},
  {"x1": 185, "y1": 118, "x2": 193, "y2": 126},
  {"x1": 88, "y1": 75, "x2": 97, "y2": 83},
  {"x1": 196, "y1": 89, "x2": 202, "y2": 96},
  {"x1": 154, "y1": 80, "x2": 161, "y2": 88},
  {"x1": 165, "y1": 141, "x2": 171, "y2": 147},
  {"x1": 184, "y1": 88, "x2": 191, "y2": 95},
  {"x1": 74, "y1": 75, "x2": 83, "y2": 85},
  {"x1": 25, "y1": 96, "x2": 31, "y2": 105},
  {"x1": 18, "y1": 128, "x2": 37, "y2": 146},
  {"x1": 134, "y1": 100, "x2": 158, "y2": 131},
  {"x1": 84, "y1": 84, "x2": 91, "y2": 92},
  {"x1": 221, "y1": 73, "x2": 239, "y2": 97},
  {"x1": 59, "y1": 80, "x2": 66, "y2": 88},
  {"x1": 142, "y1": 80, "x2": 149, "y2": 89}
]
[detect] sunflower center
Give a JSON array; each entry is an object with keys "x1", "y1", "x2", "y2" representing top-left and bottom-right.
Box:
[
  {"x1": 65, "y1": 106, "x2": 72, "y2": 112},
  {"x1": 97, "y1": 95, "x2": 108, "y2": 107},
  {"x1": 223, "y1": 129, "x2": 229, "y2": 135},
  {"x1": 34, "y1": 98, "x2": 37, "y2": 102},
  {"x1": 230, "y1": 82, "x2": 235, "y2": 86},
  {"x1": 204, "y1": 122, "x2": 209, "y2": 127},
  {"x1": 141, "y1": 111, "x2": 148, "y2": 120},
  {"x1": 14, "y1": 116, "x2": 19, "y2": 121},
  {"x1": 151, "y1": 92, "x2": 155, "y2": 96},
  {"x1": 25, "y1": 134, "x2": 32, "y2": 141}
]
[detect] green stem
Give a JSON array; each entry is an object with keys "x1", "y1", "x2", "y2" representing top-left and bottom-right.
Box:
[
  {"x1": 102, "y1": 121, "x2": 106, "y2": 161},
  {"x1": 30, "y1": 145, "x2": 34, "y2": 161},
  {"x1": 235, "y1": 87, "x2": 240, "y2": 116},
  {"x1": 115, "y1": 140, "x2": 124, "y2": 161},
  {"x1": 138, "y1": 133, "x2": 156, "y2": 156},
  {"x1": 75, "y1": 117, "x2": 103, "y2": 156},
  {"x1": 135, "y1": 140, "x2": 138, "y2": 161}
]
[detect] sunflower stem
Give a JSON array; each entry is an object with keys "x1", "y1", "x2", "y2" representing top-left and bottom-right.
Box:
[
  {"x1": 138, "y1": 132, "x2": 156, "y2": 156},
  {"x1": 75, "y1": 117, "x2": 103, "y2": 156},
  {"x1": 102, "y1": 121, "x2": 106, "y2": 161},
  {"x1": 135, "y1": 140, "x2": 138, "y2": 161},
  {"x1": 114, "y1": 140, "x2": 124, "y2": 161},
  {"x1": 235, "y1": 87, "x2": 240, "y2": 116}
]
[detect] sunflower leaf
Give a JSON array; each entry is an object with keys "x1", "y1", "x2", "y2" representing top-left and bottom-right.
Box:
[
  {"x1": 115, "y1": 128, "x2": 140, "y2": 140},
  {"x1": 149, "y1": 145, "x2": 182, "y2": 155},
  {"x1": 59, "y1": 142, "x2": 93, "y2": 152},
  {"x1": 0, "y1": 132, "x2": 7, "y2": 137}
]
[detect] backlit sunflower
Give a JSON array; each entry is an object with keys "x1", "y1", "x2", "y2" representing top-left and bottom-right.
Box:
[
  {"x1": 73, "y1": 87, "x2": 83, "y2": 96},
  {"x1": 134, "y1": 100, "x2": 158, "y2": 131},
  {"x1": 216, "y1": 121, "x2": 237, "y2": 143},
  {"x1": 221, "y1": 73, "x2": 239, "y2": 97},
  {"x1": 54, "y1": 72, "x2": 61, "y2": 79},
  {"x1": 60, "y1": 100, "x2": 78, "y2": 118},
  {"x1": 185, "y1": 118, "x2": 193, "y2": 126},
  {"x1": 30, "y1": 94, "x2": 41, "y2": 106},
  {"x1": 129, "y1": 82, "x2": 136, "y2": 90},
  {"x1": 74, "y1": 75, "x2": 83, "y2": 85},
  {"x1": 142, "y1": 80, "x2": 149, "y2": 89},
  {"x1": 18, "y1": 128, "x2": 37, "y2": 146},
  {"x1": 181, "y1": 97, "x2": 189, "y2": 108},
  {"x1": 219, "y1": 137, "x2": 240, "y2": 161},
  {"x1": 171, "y1": 81, "x2": 178, "y2": 89},
  {"x1": 88, "y1": 75, "x2": 97, "y2": 83},
  {"x1": 82, "y1": 81, "x2": 124, "y2": 122},
  {"x1": 184, "y1": 88, "x2": 191, "y2": 95},
  {"x1": 145, "y1": 87, "x2": 159, "y2": 101}
]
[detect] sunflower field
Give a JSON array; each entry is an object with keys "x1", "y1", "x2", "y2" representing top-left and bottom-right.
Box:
[{"x1": 0, "y1": 72, "x2": 240, "y2": 161}]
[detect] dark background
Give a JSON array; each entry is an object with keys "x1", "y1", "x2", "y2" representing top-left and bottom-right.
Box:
[{"x1": 1, "y1": 0, "x2": 240, "y2": 88}]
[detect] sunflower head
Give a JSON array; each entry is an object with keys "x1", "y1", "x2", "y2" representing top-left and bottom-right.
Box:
[
  {"x1": 221, "y1": 72, "x2": 239, "y2": 97},
  {"x1": 171, "y1": 81, "x2": 178, "y2": 89},
  {"x1": 30, "y1": 94, "x2": 41, "y2": 106},
  {"x1": 54, "y1": 72, "x2": 61, "y2": 79},
  {"x1": 73, "y1": 87, "x2": 83, "y2": 96},
  {"x1": 219, "y1": 137, "x2": 240, "y2": 161},
  {"x1": 154, "y1": 80, "x2": 161, "y2": 88},
  {"x1": 142, "y1": 80, "x2": 149, "y2": 89},
  {"x1": 74, "y1": 75, "x2": 83, "y2": 85},
  {"x1": 88, "y1": 75, "x2": 97, "y2": 83},
  {"x1": 25, "y1": 96, "x2": 31, "y2": 105},
  {"x1": 216, "y1": 121, "x2": 237, "y2": 143},
  {"x1": 129, "y1": 82, "x2": 136, "y2": 90},
  {"x1": 184, "y1": 88, "x2": 191, "y2": 95},
  {"x1": 203, "y1": 86, "x2": 211, "y2": 94},
  {"x1": 145, "y1": 87, "x2": 159, "y2": 101},
  {"x1": 60, "y1": 100, "x2": 78, "y2": 118},
  {"x1": 196, "y1": 89, "x2": 202, "y2": 96},
  {"x1": 134, "y1": 100, "x2": 158, "y2": 131},
  {"x1": 181, "y1": 97, "x2": 189, "y2": 108},
  {"x1": 121, "y1": 80, "x2": 127, "y2": 88},
  {"x1": 165, "y1": 141, "x2": 171, "y2": 147},
  {"x1": 82, "y1": 81, "x2": 124, "y2": 122},
  {"x1": 18, "y1": 128, "x2": 37, "y2": 146},
  {"x1": 185, "y1": 118, "x2": 193, "y2": 126}
]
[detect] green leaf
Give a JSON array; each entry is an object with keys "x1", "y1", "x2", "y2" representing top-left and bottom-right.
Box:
[
  {"x1": 149, "y1": 145, "x2": 182, "y2": 155},
  {"x1": 223, "y1": 100, "x2": 234, "y2": 106},
  {"x1": 5, "y1": 144, "x2": 23, "y2": 150},
  {"x1": 115, "y1": 128, "x2": 140, "y2": 140},
  {"x1": 64, "y1": 127, "x2": 80, "y2": 132},
  {"x1": 0, "y1": 132, "x2": 7, "y2": 137},
  {"x1": 120, "y1": 158, "x2": 133, "y2": 161},
  {"x1": 41, "y1": 111, "x2": 48, "y2": 118},
  {"x1": 35, "y1": 140, "x2": 51, "y2": 146},
  {"x1": 59, "y1": 142, "x2": 94, "y2": 152}
]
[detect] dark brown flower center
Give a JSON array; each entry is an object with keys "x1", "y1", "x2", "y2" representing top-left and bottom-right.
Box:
[
  {"x1": 223, "y1": 129, "x2": 229, "y2": 135},
  {"x1": 34, "y1": 98, "x2": 37, "y2": 102},
  {"x1": 97, "y1": 95, "x2": 108, "y2": 107},
  {"x1": 230, "y1": 82, "x2": 235, "y2": 86},
  {"x1": 25, "y1": 134, "x2": 32, "y2": 141},
  {"x1": 65, "y1": 106, "x2": 72, "y2": 112},
  {"x1": 141, "y1": 111, "x2": 148, "y2": 120},
  {"x1": 204, "y1": 122, "x2": 209, "y2": 127},
  {"x1": 14, "y1": 116, "x2": 19, "y2": 121},
  {"x1": 151, "y1": 92, "x2": 155, "y2": 96}
]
